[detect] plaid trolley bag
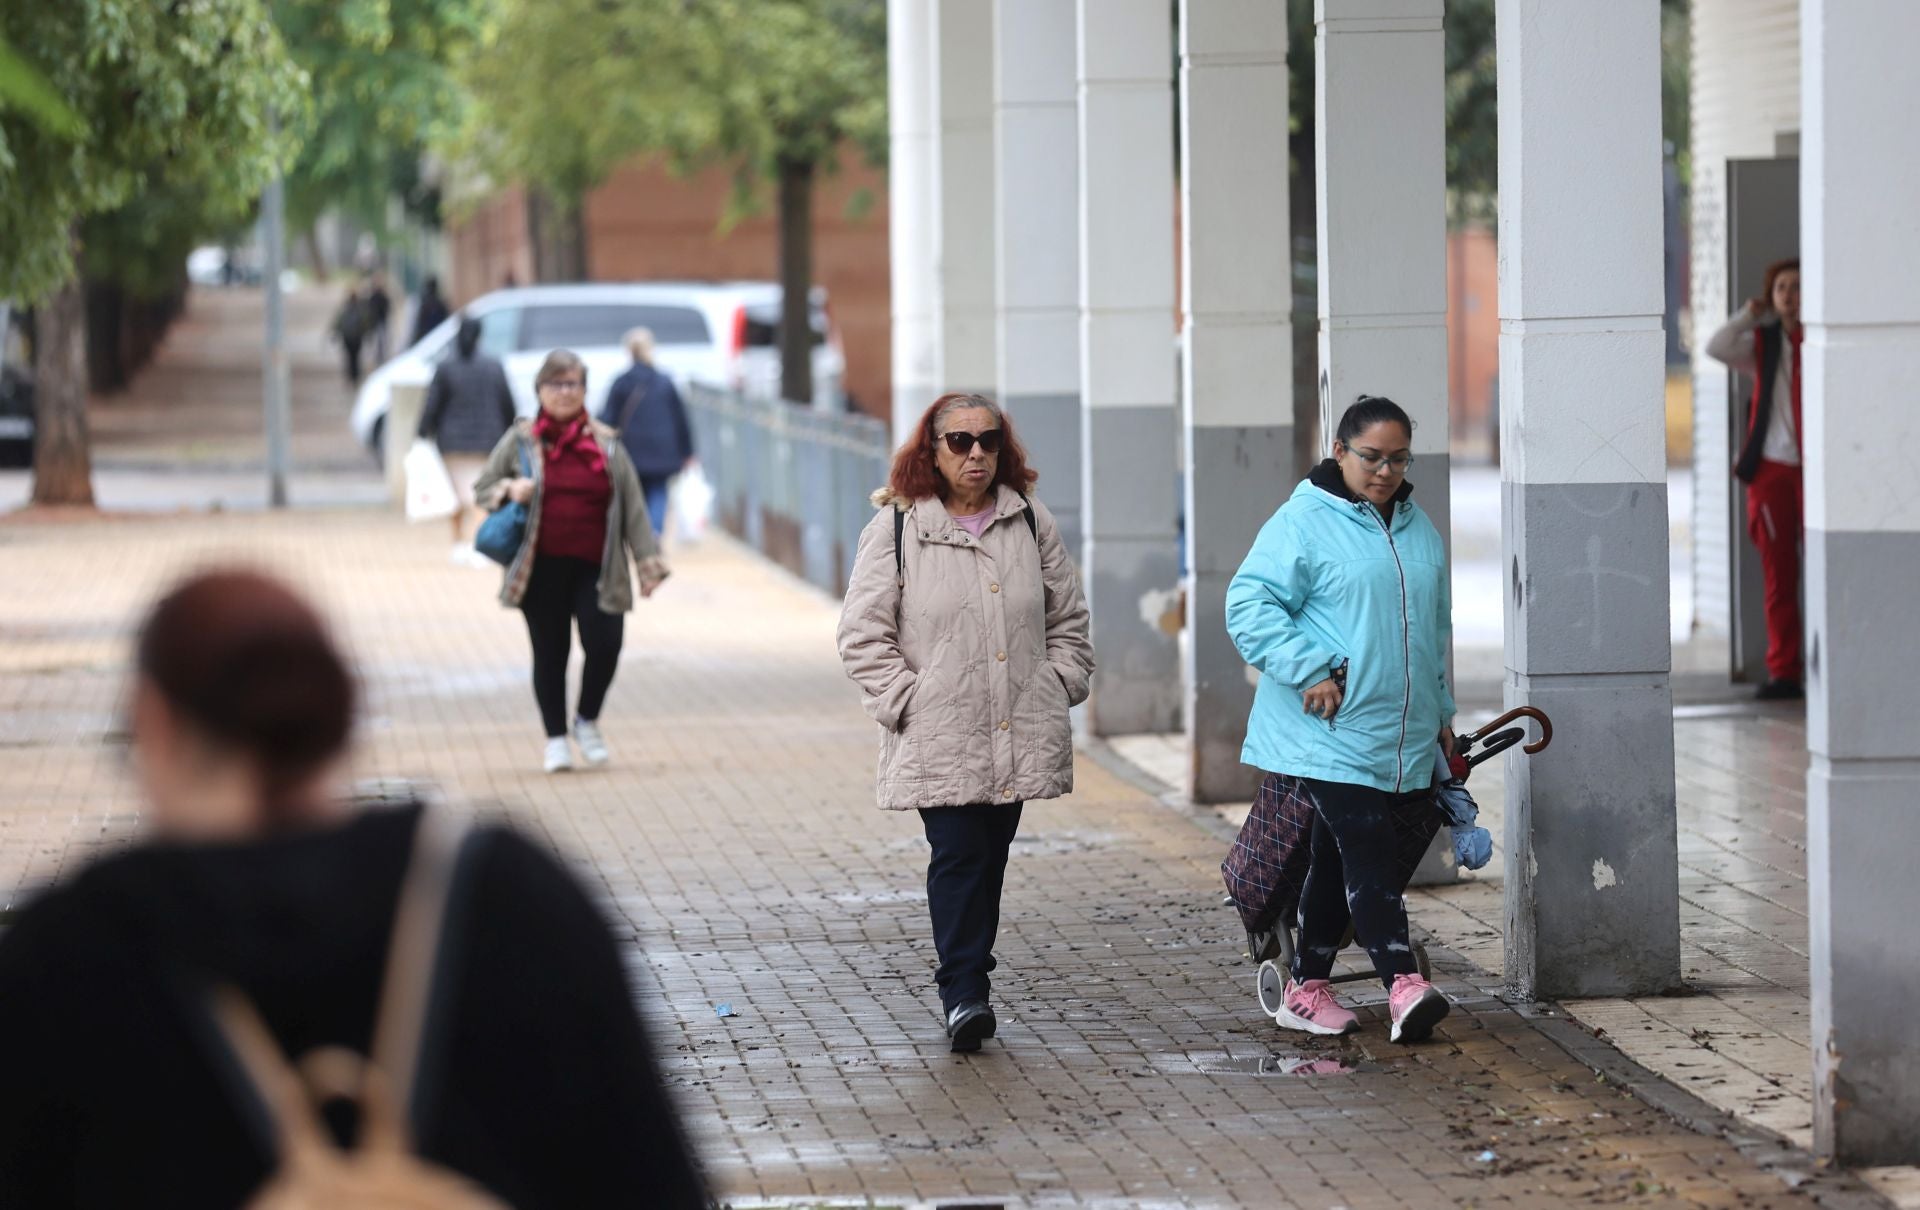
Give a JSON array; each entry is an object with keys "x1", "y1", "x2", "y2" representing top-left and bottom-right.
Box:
[{"x1": 1220, "y1": 772, "x2": 1442, "y2": 967}]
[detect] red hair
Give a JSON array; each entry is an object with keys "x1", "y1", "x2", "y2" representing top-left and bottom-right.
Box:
[{"x1": 888, "y1": 393, "x2": 1039, "y2": 502}]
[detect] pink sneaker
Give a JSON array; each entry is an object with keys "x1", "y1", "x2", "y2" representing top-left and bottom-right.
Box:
[
  {"x1": 1388, "y1": 974, "x2": 1450, "y2": 1043},
  {"x1": 1273, "y1": 978, "x2": 1359, "y2": 1036}
]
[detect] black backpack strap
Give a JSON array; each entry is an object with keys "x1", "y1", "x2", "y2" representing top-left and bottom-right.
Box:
[
  {"x1": 1020, "y1": 493, "x2": 1037, "y2": 543},
  {"x1": 893, "y1": 506, "x2": 906, "y2": 587}
]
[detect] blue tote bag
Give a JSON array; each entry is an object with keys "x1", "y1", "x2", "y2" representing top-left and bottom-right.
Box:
[{"x1": 475, "y1": 442, "x2": 532, "y2": 566}]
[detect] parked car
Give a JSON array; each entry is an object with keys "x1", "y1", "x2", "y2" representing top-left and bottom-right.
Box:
[
  {"x1": 348, "y1": 281, "x2": 846, "y2": 459},
  {"x1": 0, "y1": 305, "x2": 34, "y2": 469}
]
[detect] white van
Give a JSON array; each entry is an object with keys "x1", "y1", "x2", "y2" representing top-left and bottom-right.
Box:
[{"x1": 349, "y1": 281, "x2": 846, "y2": 457}]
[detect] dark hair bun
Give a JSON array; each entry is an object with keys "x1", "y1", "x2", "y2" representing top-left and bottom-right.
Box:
[{"x1": 137, "y1": 570, "x2": 355, "y2": 808}]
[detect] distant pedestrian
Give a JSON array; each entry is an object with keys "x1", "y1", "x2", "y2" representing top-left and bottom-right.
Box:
[
  {"x1": 600, "y1": 327, "x2": 695, "y2": 536},
  {"x1": 420, "y1": 315, "x2": 519, "y2": 556},
  {"x1": 1226, "y1": 395, "x2": 1455, "y2": 1045},
  {"x1": 411, "y1": 274, "x2": 452, "y2": 347},
  {"x1": 367, "y1": 270, "x2": 394, "y2": 365},
  {"x1": 1705, "y1": 257, "x2": 1804, "y2": 701},
  {"x1": 836, "y1": 393, "x2": 1094, "y2": 1053},
  {"x1": 0, "y1": 569, "x2": 708, "y2": 1209},
  {"x1": 476, "y1": 350, "x2": 668, "y2": 774},
  {"x1": 331, "y1": 285, "x2": 371, "y2": 384}
]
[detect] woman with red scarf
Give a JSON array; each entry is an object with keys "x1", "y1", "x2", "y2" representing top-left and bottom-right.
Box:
[{"x1": 477, "y1": 351, "x2": 669, "y2": 772}]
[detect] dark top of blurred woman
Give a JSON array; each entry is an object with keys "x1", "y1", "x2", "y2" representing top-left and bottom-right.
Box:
[
  {"x1": 0, "y1": 570, "x2": 706, "y2": 1210},
  {"x1": 418, "y1": 316, "x2": 517, "y2": 455},
  {"x1": 411, "y1": 275, "x2": 452, "y2": 347}
]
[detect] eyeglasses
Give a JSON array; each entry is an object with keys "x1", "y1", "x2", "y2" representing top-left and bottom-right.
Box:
[
  {"x1": 939, "y1": 429, "x2": 1003, "y2": 456},
  {"x1": 541, "y1": 379, "x2": 586, "y2": 393},
  {"x1": 1346, "y1": 447, "x2": 1414, "y2": 473}
]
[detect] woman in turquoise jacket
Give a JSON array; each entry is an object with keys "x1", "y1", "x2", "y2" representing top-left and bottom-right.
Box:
[{"x1": 1225, "y1": 396, "x2": 1455, "y2": 1044}]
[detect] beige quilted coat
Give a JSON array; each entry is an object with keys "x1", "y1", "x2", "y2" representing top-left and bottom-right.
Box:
[{"x1": 836, "y1": 484, "x2": 1095, "y2": 811}]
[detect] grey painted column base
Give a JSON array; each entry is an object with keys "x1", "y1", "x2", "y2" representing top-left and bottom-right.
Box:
[
  {"x1": 1406, "y1": 450, "x2": 1457, "y2": 888},
  {"x1": 1083, "y1": 405, "x2": 1180, "y2": 736},
  {"x1": 1184, "y1": 423, "x2": 1293, "y2": 803},
  {"x1": 1810, "y1": 755, "x2": 1920, "y2": 1164},
  {"x1": 1806, "y1": 527, "x2": 1920, "y2": 1165},
  {"x1": 1501, "y1": 671, "x2": 1681, "y2": 999},
  {"x1": 1002, "y1": 392, "x2": 1083, "y2": 559}
]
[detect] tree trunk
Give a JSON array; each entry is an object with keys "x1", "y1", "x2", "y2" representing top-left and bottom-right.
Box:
[
  {"x1": 304, "y1": 224, "x2": 330, "y2": 283},
  {"x1": 527, "y1": 188, "x2": 589, "y2": 283},
  {"x1": 31, "y1": 269, "x2": 96, "y2": 507},
  {"x1": 776, "y1": 156, "x2": 815, "y2": 406},
  {"x1": 85, "y1": 277, "x2": 127, "y2": 394}
]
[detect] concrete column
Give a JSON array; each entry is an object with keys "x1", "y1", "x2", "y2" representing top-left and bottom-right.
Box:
[
  {"x1": 1178, "y1": 0, "x2": 1292, "y2": 801},
  {"x1": 1314, "y1": 0, "x2": 1454, "y2": 881},
  {"x1": 1496, "y1": 0, "x2": 1679, "y2": 998},
  {"x1": 1802, "y1": 0, "x2": 1920, "y2": 1165},
  {"x1": 888, "y1": 0, "x2": 937, "y2": 438},
  {"x1": 931, "y1": 0, "x2": 998, "y2": 401},
  {"x1": 1074, "y1": 0, "x2": 1178, "y2": 736},
  {"x1": 993, "y1": 0, "x2": 1082, "y2": 554}
]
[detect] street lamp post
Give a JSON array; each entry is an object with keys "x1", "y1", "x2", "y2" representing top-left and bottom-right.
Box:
[{"x1": 262, "y1": 121, "x2": 291, "y2": 509}]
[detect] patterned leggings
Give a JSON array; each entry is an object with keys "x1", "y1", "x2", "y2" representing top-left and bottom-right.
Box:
[{"x1": 1291, "y1": 779, "x2": 1430, "y2": 989}]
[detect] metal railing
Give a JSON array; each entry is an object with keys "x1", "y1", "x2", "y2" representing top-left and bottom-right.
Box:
[{"x1": 685, "y1": 383, "x2": 893, "y2": 597}]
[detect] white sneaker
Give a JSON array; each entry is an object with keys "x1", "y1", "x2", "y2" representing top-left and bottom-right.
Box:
[
  {"x1": 543, "y1": 737, "x2": 574, "y2": 773},
  {"x1": 573, "y1": 718, "x2": 609, "y2": 765}
]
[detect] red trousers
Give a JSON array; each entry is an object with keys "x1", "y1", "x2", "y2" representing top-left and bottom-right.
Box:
[{"x1": 1745, "y1": 459, "x2": 1803, "y2": 682}]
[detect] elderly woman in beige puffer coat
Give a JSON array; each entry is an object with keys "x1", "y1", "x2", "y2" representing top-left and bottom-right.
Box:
[{"x1": 837, "y1": 392, "x2": 1094, "y2": 1054}]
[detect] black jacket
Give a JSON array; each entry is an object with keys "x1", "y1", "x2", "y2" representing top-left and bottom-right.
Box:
[
  {"x1": 410, "y1": 289, "x2": 451, "y2": 347},
  {"x1": 419, "y1": 320, "x2": 517, "y2": 454},
  {"x1": 0, "y1": 805, "x2": 707, "y2": 1210},
  {"x1": 601, "y1": 362, "x2": 694, "y2": 479}
]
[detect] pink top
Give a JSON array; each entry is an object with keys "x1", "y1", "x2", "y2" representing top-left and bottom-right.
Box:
[{"x1": 952, "y1": 507, "x2": 995, "y2": 539}]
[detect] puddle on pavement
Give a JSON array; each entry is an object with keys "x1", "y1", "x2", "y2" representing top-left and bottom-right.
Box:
[{"x1": 1149, "y1": 1050, "x2": 1385, "y2": 1077}]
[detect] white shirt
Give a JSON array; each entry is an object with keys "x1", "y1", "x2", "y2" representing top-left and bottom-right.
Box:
[{"x1": 1705, "y1": 310, "x2": 1800, "y2": 466}]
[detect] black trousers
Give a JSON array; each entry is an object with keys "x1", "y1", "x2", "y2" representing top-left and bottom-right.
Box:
[
  {"x1": 918, "y1": 802, "x2": 1023, "y2": 1014},
  {"x1": 1291, "y1": 779, "x2": 1422, "y2": 989},
  {"x1": 519, "y1": 555, "x2": 623, "y2": 738}
]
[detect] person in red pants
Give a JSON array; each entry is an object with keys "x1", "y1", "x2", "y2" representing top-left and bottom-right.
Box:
[{"x1": 1707, "y1": 258, "x2": 1804, "y2": 700}]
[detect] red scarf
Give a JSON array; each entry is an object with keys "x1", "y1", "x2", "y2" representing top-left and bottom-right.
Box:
[{"x1": 532, "y1": 410, "x2": 606, "y2": 476}]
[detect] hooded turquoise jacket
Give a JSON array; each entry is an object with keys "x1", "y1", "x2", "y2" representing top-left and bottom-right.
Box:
[{"x1": 1226, "y1": 463, "x2": 1454, "y2": 793}]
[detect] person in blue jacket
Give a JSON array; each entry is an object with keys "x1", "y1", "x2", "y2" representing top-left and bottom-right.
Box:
[
  {"x1": 600, "y1": 327, "x2": 695, "y2": 536},
  {"x1": 1226, "y1": 395, "x2": 1456, "y2": 1044}
]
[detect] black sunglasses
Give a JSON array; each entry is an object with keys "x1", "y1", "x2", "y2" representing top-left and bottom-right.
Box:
[{"x1": 939, "y1": 428, "x2": 1003, "y2": 456}]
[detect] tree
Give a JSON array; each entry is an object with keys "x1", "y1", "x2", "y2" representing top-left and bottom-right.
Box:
[
  {"x1": 667, "y1": 0, "x2": 888, "y2": 404},
  {"x1": 456, "y1": 0, "x2": 888, "y2": 403},
  {"x1": 452, "y1": 0, "x2": 690, "y2": 282},
  {"x1": 0, "y1": 1, "x2": 303, "y2": 504},
  {"x1": 272, "y1": 0, "x2": 485, "y2": 275}
]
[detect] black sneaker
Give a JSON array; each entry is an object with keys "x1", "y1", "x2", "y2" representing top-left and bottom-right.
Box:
[
  {"x1": 1755, "y1": 679, "x2": 1804, "y2": 701},
  {"x1": 945, "y1": 1000, "x2": 997, "y2": 1053}
]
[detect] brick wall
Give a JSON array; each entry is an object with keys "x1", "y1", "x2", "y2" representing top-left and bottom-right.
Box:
[{"x1": 445, "y1": 148, "x2": 892, "y2": 420}]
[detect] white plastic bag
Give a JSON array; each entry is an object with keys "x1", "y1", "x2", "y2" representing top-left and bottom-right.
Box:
[
  {"x1": 670, "y1": 463, "x2": 714, "y2": 544},
  {"x1": 403, "y1": 439, "x2": 458, "y2": 522}
]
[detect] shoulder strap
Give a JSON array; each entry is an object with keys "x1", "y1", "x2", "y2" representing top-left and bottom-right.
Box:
[
  {"x1": 1020, "y1": 493, "x2": 1037, "y2": 543},
  {"x1": 208, "y1": 807, "x2": 478, "y2": 1159},
  {"x1": 893, "y1": 506, "x2": 906, "y2": 587}
]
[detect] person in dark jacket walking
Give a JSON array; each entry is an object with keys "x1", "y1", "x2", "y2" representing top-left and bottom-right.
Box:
[
  {"x1": 599, "y1": 327, "x2": 694, "y2": 536},
  {"x1": 0, "y1": 569, "x2": 708, "y2": 1210},
  {"x1": 411, "y1": 275, "x2": 452, "y2": 347},
  {"x1": 420, "y1": 315, "x2": 518, "y2": 554},
  {"x1": 331, "y1": 286, "x2": 371, "y2": 385},
  {"x1": 367, "y1": 270, "x2": 394, "y2": 365}
]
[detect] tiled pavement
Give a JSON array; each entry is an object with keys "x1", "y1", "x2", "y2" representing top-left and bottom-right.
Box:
[
  {"x1": 1119, "y1": 704, "x2": 1920, "y2": 1208},
  {"x1": 0, "y1": 285, "x2": 1901, "y2": 1207}
]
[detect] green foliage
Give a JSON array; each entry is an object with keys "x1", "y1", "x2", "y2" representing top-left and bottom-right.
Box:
[
  {"x1": 0, "y1": 0, "x2": 306, "y2": 302},
  {"x1": 273, "y1": 0, "x2": 486, "y2": 234},
  {"x1": 0, "y1": 35, "x2": 82, "y2": 139},
  {"x1": 453, "y1": 0, "x2": 887, "y2": 220}
]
